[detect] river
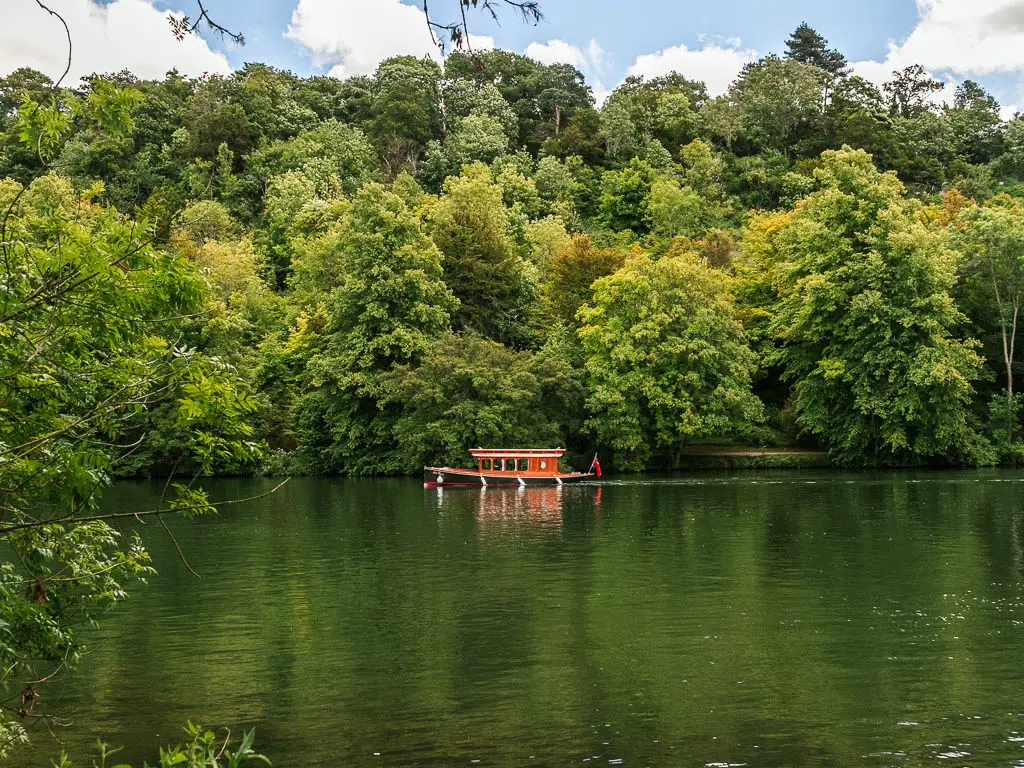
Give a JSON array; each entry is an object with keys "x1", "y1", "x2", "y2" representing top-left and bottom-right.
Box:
[{"x1": 19, "y1": 471, "x2": 1024, "y2": 766}]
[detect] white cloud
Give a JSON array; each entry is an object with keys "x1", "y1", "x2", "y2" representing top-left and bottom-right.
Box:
[
  {"x1": 896, "y1": 0, "x2": 1024, "y2": 76},
  {"x1": 285, "y1": 0, "x2": 493, "y2": 79},
  {"x1": 852, "y1": 0, "x2": 1024, "y2": 112},
  {"x1": 524, "y1": 38, "x2": 610, "y2": 104},
  {"x1": 625, "y1": 41, "x2": 759, "y2": 97},
  {"x1": 286, "y1": 0, "x2": 434, "y2": 78},
  {"x1": 525, "y1": 38, "x2": 604, "y2": 72},
  {"x1": 587, "y1": 39, "x2": 606, "y2": 72},
  {"x1": 0, "y1": 0, "x2": 230, "y2": 84}
]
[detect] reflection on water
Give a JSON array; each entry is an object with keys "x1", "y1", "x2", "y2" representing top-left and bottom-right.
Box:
[
  {"x1": 18, "y1": 471, "x2": 1024, "y2": 767},
  {"x1": 433, "y1": 484, "x2": 601, "y2": 528}
]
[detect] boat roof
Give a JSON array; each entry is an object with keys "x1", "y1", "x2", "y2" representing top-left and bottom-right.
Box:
[{"x1": 469, "y1": 448, "x2": 565, "y2": 458}]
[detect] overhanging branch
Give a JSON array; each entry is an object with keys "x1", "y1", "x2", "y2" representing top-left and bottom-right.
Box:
[
  {"x1": 169, "y1": 0, "x2": 245, "y2": 46},
  {"x1": 0, "y1": 479, "x2": 290, "y2": 536}
]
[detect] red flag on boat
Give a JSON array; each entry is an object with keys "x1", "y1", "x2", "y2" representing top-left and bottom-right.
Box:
[{"x1": 589, "y1": 454, "x2": 602, "y2": 478}]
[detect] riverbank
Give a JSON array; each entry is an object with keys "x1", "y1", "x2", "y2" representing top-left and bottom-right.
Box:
[{"x1": 673, "y1": 447, "x2": 833, "y2": 470}]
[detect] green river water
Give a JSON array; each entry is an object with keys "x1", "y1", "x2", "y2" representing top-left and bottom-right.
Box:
[{"x1": 19, "y1": 471, "x2": 1024, "y2": 767}]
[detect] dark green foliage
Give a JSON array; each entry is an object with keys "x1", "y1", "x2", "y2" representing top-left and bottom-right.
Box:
[
  {"x1": 946, "y1": 80, "x2": 1005, "y2": 164},
  {"x1": 784, "y1": 22, "x2": 850, "y2": 78},
  {"x1": 427, "y1": 164, "x2": 534, "y2": 346},
  {"x1": 543, "y1": 234, "x2": 626, "y2": 326},
  {"x1": 759, "y1": 148, "x2": 991, "y2": 465},
  {"x1": 7, "y1": 26, "x2": 1024, "y2": 504},
  {"x1": 386, "y1": 333, "x2": 581, "y2": 470},
  {"x1": 293, "y1": 184, "x2": 457, "y2": 474},
  {"x1": 445, "y1": 50, "x2": 593, "y2": 152},
  {"x1": 883, "y1": 65, "x2": 944, "y2": 118},
  {"x1": 597, "y1": 157, "x2": 656, "y2": 231},
  {"x1": 580, "y1": 247, "x2": 765, "y2": 469},
  {"x1": 53, "y1": 723, "x2": 269, "y2": 768},
  {"x1": 183, "y1": 78, "x2": 256, "y2": 163},
  {"x1": 0, "y1": 107, "x2": 261, "y2": 750},
  {"x1": 368, "y1": 56, "x2": 444, "y2": 175}
]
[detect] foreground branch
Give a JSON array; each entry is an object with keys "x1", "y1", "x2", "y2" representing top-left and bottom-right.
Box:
[
  {"x1": 168, "y1": 0, "x2": 245, "y2": 45},
  {"x1": 32, "y1": 1, "x2": 71, "y2": 88},
  {"x1": 422, "y1": 0, "x2": 542, "y2": 54},
  {"x1": 0, "y1": 479, "x2": 290, "y2": 536}
]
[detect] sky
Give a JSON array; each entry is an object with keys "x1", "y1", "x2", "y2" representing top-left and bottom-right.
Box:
[{"x1": 5, "y1": 0, "x2": 1024, "y2": 118}]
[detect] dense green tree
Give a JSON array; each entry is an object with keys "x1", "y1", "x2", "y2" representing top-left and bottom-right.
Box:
[
  {"x1": 0, "y1": 68, "x2": 61, "y2": 180},
  {"x1": 444, "y1": 50, "x2": 593, "y2": 152},
  {"x1": 679, "y1": 138, "x2": 726, "y2": 199},
  {"x1": 442, "y1": 113, "x2": 511, "y2": 167},
  {"x1": 645, "y1": 177, "x2": 713, "y2": 239},
  {"x1": 427, "y1": 164, "x2": 533, "y2": 345},
  {"x1": 876, "y1": 112, "x2": 956, "y2": 190},
  {"x1": 232, "y1": 63, "x2": 318, "y2": 144},
  {"x1": 268, "y1": 120, "x2": 376, "y2": 196},
  {"x1": 13, "y1": 13, "x2": 1024, "y2": 505},
  {"x1": 602, "y1": 75, "x2": 703, "y2": 157},
  {"x1": 883, "y1": 64, "x2": 943, "y2": 118},
  {"x1": 0, "y1": 159, "x2": 260, "y2": 751},
  {"x1": 957, "y1": 196, "x2": 1024, "y2": 438},
  {"x1": 368, "y1": 56, "x2": 444, "y2": 176},
  {"x1": 543, "y1": 234, "x2": 625, "y2": 325},
  {"x1": 541, "y1": 106, "x2": 605, "y2": 163},
  {"x1": 992, "y1": 116, "x2": 1024, "y2": 180},
  {"x1": 525, "y1": 214, "x2": 571, "y2": 268},
  {"x1": 945, "y1": 80, "x2": 1004, "y2": 164},
  {"x1": 599, "y1": 95, "x2": 639, "y2": 163},
  {"x1": 0, "y1": 67, "x2": 54, "y2": 120},
  {"x1": 442, "y1": 79, "x2": 516, "y2": 130},
  {"x1": 291, "y1": 74, "x2": 349, "y2": 122},
  {"x1": 177, "y1": 198, "x2": 240, "y2": 243},
  {"x1": 700, "y1": 95, "x2": 743, "y2": 150},
  {"x1": 580, "y1": 247, "x2": 764, "y2": 468},
  {"x1": 825, "y1": 75, "x2": 888, "y2": 151},
  {"x1": 762, "y1": 148, "x2": 990, "y2": 465},
  {"x1": 734, "y1": 56, "x2": 827, "y2": 154},
  {"x1": 294, "y1": 184, "x2": 457, "y2": 473},
  {"x1": 534, "y1": 154, "x2": 577, "y2": 203},
  {"x1": 597, "y1": 158, "x2": 656, "y2": 232},
  {"x1": 784, "y1": 23, "x2": 850, "y2": 78},
  {"x1": 386, "y1": 334, "x2": 581, "y2": 470},
  {"x1": 182, "y1": 77, "x2": 256, "y2": 164},
  {"x1": 261, "y1": 167, "x2": 346, "y2": 285}
]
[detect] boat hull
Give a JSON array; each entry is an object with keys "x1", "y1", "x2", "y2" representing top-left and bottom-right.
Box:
[{"x1": 424, "y1": 467, "x2": 593, "y2": 486}]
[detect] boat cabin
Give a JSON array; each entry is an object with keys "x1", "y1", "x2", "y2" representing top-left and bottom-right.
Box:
[{"x1": 469, "y1": 448, "x2": 564, "y2": 477}]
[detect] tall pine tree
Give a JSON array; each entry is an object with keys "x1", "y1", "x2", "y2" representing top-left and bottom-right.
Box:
[{"x1": 784, "y1": 22, "x2": 850, "y2": 78}]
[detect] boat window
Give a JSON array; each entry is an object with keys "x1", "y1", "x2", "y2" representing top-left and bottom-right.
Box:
[
  {"x1": 539, "y1": 459, "x2": 547, "y2": 470},
  {"x1": 481, "y1": 459, "x2": 491, "y2": 470},
  {"x1": 518, "y1": 459, "x2": 529, "y2": 471}
]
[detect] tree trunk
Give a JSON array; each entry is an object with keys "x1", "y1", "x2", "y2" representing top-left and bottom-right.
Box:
[
  {"x1": 1008, "y1": 297, "x2": 1020, "y2": 443},
  {"x1": 674, "y1": 441, "x2": 685, "y2": 470}
]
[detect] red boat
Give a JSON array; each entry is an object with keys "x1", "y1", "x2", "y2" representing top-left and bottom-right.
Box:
[{"x1": 424, "y1": 448, "x2": 596, "y2": 487}]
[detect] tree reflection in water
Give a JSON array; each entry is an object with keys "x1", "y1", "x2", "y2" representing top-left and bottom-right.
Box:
[{"x1": 433, "y1": 485, "x2": 602, "y2": 530}]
